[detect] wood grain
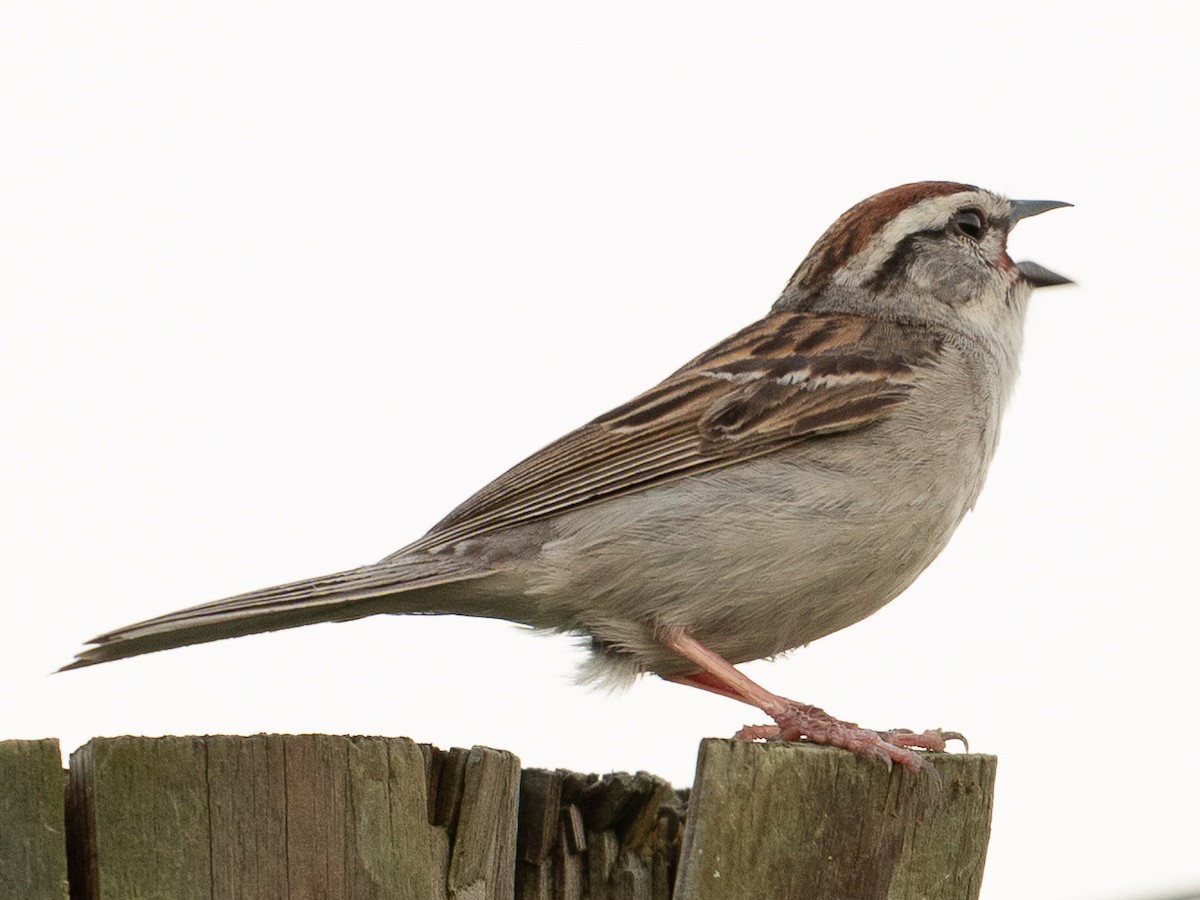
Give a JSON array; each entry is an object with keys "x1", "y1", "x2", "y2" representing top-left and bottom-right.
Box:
[
  {"x1": 65, "y1": 735, "x2": 519, "y2": 900},
  {"x1": 0, "y1": 739, "x2": 69, "y2": 900},
  {"x1": 674, "y1": 740, "x2": 996, "y2": 900},
  {"x1": 40, "y1": 734, "x2": 996, "y2": 898}
]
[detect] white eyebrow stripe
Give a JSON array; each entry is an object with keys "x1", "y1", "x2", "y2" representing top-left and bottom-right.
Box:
[{"x1": 835, "y1": 192, "x2": 976, "y2": 288}]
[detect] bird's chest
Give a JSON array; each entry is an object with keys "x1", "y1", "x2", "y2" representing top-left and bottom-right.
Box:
[
  {"x1": 723, "y1": 351, "x2": 1006, "y2": 648},
  {"x1": 833, "y1": 347, "x2": 1003, "y2": 550}
]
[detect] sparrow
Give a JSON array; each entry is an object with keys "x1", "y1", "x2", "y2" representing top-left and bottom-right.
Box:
[{"x1": 64, "y1": 182, "x2": 1072, "y2": 771}]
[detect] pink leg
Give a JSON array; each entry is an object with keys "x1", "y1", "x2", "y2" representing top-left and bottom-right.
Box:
[
  {"x1": 657, "y1": 629, "x2": 964, "y2": 773},
  {"x1": 663, "y1": 670, "x2": 750, "y2": 704}
]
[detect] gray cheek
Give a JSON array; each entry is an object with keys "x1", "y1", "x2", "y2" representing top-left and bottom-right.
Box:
[
  {"x1": 911, "y1": 255, "x2": 986, "y2": 306},
  {"x1": 939, "y1": 267, "x2": 992, "y2": 306}
]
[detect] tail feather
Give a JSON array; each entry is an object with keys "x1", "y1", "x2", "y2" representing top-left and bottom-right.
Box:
[{"x1": 61, "y1": 555, "x2": 493, "y2": 671}]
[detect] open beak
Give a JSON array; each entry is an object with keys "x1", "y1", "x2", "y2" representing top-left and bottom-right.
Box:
[
  {"x1": 1015, "y1": 260, "x2": 1073, "y2": 287},
  {"x1": 1009, "y1": 199, "x2": 1074, "y2": 287}
]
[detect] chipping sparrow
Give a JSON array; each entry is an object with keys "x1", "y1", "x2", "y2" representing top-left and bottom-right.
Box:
[{"x1": 64, "y1": 182, "x2": 1072, "y2": 771}]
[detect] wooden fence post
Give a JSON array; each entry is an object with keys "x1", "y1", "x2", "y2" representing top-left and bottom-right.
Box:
[
  {"x1": 0, "y1": 738, "x2": 69, "y2": 900},
  {"x1": 65, "y1": 735, "x2": 519, "y2": 900},
  {"x1": 674, "y1": 739, "x2": 996, "y2": 900},
  {"x1": 0, "y1": 734, "x2": 997, "y2": 898},
  {"x1": 515, "y1": 767, "x2": 685, "y2": 900}
]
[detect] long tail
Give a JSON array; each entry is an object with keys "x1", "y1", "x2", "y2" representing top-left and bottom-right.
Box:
[{"x1": 61, "y1": 554, "x2": 494, "y2": 671}]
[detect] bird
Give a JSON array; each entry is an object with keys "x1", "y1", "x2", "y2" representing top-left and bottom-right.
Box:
[{"x1": 63, "y1": 181, "x2": 1072, "y2": 771}]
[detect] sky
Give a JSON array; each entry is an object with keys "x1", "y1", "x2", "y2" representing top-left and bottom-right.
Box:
[{"x1": 3, "y1": 4, "x2": 1198, "y2": 899}]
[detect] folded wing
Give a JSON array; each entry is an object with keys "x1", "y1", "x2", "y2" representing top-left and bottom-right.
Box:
[{"x1": 398, "y1": 312, "x2": 942, "y2": 556}]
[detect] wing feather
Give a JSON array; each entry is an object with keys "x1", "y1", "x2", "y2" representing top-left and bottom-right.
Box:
[{"x1": 395, "y1": 312, "x2": 941, "y2": 556}]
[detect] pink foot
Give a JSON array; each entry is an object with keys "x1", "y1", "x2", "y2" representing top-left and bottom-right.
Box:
[
  {"x1": 733, "y1": 704, "x2": 966, "y2": 773},
  {"x1": 656, "y1": 631, "x2": 964, "y2": 775}
]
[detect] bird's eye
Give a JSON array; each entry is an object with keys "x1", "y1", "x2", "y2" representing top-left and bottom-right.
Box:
[{"x1": 954, "y1": 209, "x2": 986, "y2": 240}]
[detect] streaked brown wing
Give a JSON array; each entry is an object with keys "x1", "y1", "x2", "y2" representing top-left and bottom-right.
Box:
[{"x1": 397, "y1": 311, "x2": 941, "y2": 555}]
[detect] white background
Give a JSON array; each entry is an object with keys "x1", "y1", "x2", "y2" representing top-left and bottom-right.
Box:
[{"x1": 4, "y1": 4, "x2": 1198, "y2": 899}]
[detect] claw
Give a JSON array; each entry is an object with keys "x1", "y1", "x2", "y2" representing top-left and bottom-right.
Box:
[
  {"x1": 942, "y1": 731, "x2": 969, "y2": 752},
  {"x1": 872, "y1": 745, "x2": 894, "y2": 773},
  {"x1": 880, "y1": 727, "x2": 968, "y2": 753}
]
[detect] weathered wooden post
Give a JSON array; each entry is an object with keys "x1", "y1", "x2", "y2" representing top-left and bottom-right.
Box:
[
  {"x1": 515, "y1": 766, "x2": 684, "y2": 899},
  {"x1": 514, "y1": 740, "x2": 995, "y2": 900},
  {"x1": 0, "y1": 738, "x2": 69, "y2": 900},
  {"x1": 0, "y1": 734, "x2": 997, "y2": 898},
  {"x1": 66, "y1": 735, "x2": 520, "y2": 900},
  {"x1": 675, "y1": 740, "x2": 996, "y2": 900}
]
